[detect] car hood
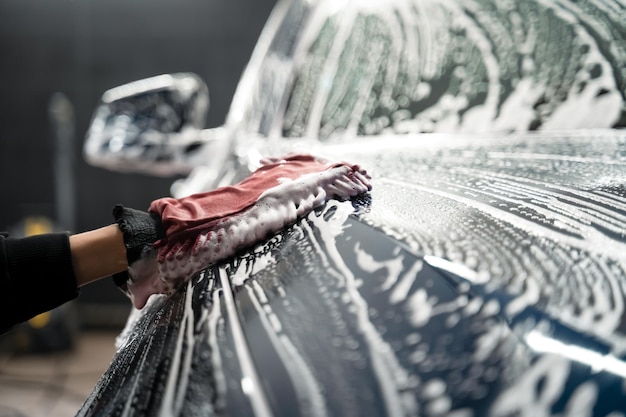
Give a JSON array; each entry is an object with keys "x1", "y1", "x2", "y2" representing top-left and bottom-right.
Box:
[{"x1": 79, "y1": 129, "x2": 626, "y2": 416}]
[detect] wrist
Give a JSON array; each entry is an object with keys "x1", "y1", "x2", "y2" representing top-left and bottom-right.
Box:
[
  {"x1": 70, "y1": 224, "x2": 128, "y2": 287},
  {"x1": 113, "y1": 205, "x2": 165, "y2": 265}
]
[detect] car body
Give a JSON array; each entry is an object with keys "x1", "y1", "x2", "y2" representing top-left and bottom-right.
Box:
[{"x1": 78, "y1": 0, "x2": 626, "y2": 416}]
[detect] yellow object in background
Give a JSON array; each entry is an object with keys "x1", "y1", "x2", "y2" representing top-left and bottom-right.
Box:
[
  {"x1": 0, "y1": 215, "x2": 78, "y2": 353},
  {"x1": 23, "y1": 217, "x2": 54, "y2": 329},
  {"x1": 23, "y1": 216, "x2": 53, "y2": 236},
  {"x1": 28, "y1": 312, "x2": 51, "y2": 329}
]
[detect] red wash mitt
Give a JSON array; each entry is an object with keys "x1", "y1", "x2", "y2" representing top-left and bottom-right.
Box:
[{"x1": 128, "y1": 154, "x2": 371, "y2": 308}]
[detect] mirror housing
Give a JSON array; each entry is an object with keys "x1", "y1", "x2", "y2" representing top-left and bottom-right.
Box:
[{"x1": 84, "y1": 73, "x2": 211, "y2": 176}]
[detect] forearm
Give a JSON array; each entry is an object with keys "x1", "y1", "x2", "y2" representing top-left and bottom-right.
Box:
[
  {"x1": 1, "y1": 223, "x2": 131, "y2": 332},
  {"x1": 69, "y1": 224, "x2": 128, "y2": 287}
]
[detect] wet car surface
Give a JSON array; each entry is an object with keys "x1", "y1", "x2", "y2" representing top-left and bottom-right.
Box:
[{"x1": 79, "y1": 0, "x2": 626, "y2": 415}]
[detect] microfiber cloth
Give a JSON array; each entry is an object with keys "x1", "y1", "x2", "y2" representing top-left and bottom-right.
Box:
[{"x1": 128, "y1": 154, "x2": 371, "y2": 309}]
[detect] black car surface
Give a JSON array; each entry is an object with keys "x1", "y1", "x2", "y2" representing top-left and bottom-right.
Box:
[{"x1": 79, "y1": 0, "x2": 626, "y2": 415}]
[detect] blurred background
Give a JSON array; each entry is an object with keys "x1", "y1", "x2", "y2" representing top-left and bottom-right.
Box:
[
  {"x1": 0, "y1": 0, "x2": 276, "y2": 327},
  {"x1": 0, "y1": 0, "x2": 274, "y2": 414}
]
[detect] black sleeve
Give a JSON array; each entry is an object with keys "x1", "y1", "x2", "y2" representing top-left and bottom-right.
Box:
[{"x1": 0, "y1": 232, "x2": 79, "y2": 333}]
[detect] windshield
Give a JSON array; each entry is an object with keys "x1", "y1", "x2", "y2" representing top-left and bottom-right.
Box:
[{"x1": 228, "y1": 0, "x2": 626, "y2": 140}]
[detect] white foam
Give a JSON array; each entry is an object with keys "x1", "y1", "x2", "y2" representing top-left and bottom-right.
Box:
[{"x1": 305, "y1": 201, "x2": 419, "y2": 417}]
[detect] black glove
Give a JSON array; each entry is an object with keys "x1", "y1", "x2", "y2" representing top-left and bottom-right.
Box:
[{"x1": 112, "y1": 204, "x2": 165, "y2": 293}]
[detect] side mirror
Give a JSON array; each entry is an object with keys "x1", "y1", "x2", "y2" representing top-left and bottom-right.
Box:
[{"x1": 84, "y1": 73, "x2": 214, "y2": 176}]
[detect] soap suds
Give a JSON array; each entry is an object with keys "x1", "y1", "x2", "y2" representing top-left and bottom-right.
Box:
[{"x1": 128, "y1": 154, "x2": 371, "y2": 309}]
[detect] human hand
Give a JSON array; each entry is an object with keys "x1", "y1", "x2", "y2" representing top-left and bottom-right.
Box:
[
  {"x1": 114, "y1": 154, "x2": 371, "y2": 310},
  {"x1": 112, "y1": 205, "x2": 169, "y2": 309}
]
